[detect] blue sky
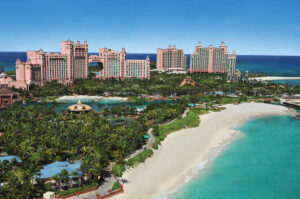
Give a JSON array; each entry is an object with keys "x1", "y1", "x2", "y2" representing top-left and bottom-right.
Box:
[{"x1": 0, "y1": 0, "x2": 299, "y2": 55}]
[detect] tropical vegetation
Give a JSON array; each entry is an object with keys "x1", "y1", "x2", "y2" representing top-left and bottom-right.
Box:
[
  {"x1": 12, "y1": 71, "x2": 299, "y2": 100},
  {"x1": 1, "y1": 69, "x2": 298, "y2": 198}
]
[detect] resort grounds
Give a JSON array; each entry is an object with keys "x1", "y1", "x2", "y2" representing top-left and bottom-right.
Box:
[{"x1": 112, "y1": 103, "x2": 291, "y2": 199}]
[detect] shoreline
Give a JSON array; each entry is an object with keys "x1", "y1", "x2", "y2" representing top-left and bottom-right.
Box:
[
  {"x1": 251, "y1": 76, "x2": 300, "y2": 81},
  {"x1": 55, "y1": 95, "x2": 127, "y2": 102},
  {"x1": 113, "y1": 103, "x2": 291, "y2": 199}
]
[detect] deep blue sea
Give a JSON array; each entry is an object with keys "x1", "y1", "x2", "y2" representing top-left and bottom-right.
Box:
[{"x1": 168, "y1": 115, "x2": 300, "y2": 199}]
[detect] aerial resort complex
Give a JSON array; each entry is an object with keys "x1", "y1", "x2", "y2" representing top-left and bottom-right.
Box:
[
  {"x1": 1, "y1": 1, "x2": 300, "y2": 199},
  {"x1": 1, "y1": 40, "x2": 238, "y2": 90},
  {"x1": 0, "y1": 37, "x2": 299, "y2": 199}
]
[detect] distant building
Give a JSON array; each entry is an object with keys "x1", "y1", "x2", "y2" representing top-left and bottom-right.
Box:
[
  {"x1": 227, "y1": 69, "x2": 241, "y2": 82},
  {"x1": 242, "y1": 70, "x2": 249, "y2": 81},
  {"x1": 10, "y1": 41, "x2": 150, "y2": 89},
  {"x1": 36, "y1": 161, "x2": 90, "y2": 191},
  {"x1": 228, "y1": 70, "x2": 248, "y2": 82},
  {"x1": 0, "y1": 88, "x2": 18, "y2": 109},
  {"x1": 190, "y1": 42, "x2": 236, "y2": 74},
  {"x1": 91, "y1": 47, "x2": 150, "y2": 80},
  {"x1": 0, "y1": 72, "x2": 14, "y2": 87},
  {"x1": 156, "y1": 45, "x2": 187, "y2": 73},
  {"x1": 15, "y1": 40, "x2": 89, "y2": 88},
  {"x1": 166, "y1": 68, "x2": 187, "y2": 74}
]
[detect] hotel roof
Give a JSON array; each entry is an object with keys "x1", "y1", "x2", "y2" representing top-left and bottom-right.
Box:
[
  {"x1": 36, "y1": 161, "x2": 82, "y2": 179},
  {"x1": 0, "y1": 155, "x2": 21, "y2": 163},
  {"x1": 67, "y1": 99, "x2": 92, "y2": 112},
  {"x1": 0, "y1": 88, "x2": 17, "y2": 96}
]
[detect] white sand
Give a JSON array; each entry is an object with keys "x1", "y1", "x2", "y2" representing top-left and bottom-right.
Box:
[
  {"x1": 113, "y1": 103, "x2": 290, "y2": 199},
  {"x1": 251, "y1": 76, "x2": 300, "y2": 81},
  {"x1": 56, "y1": 95, "x2": 127, "y2": 101}
]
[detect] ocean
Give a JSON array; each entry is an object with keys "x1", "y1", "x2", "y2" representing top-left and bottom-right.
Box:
[{"x1": 168, "y1": 115, "x2": 300, "y2": 199}]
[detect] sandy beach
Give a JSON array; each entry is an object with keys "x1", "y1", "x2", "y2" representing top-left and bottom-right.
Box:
[
  {"x1": 56, "y1": 95, "x2": 127, "y2": 101},
  {"x1": 113, "y1": 103, "x2": 290, "y2": 199},
  {"x1": 251, "y1": 76, "x2": 300, "y2": 81}
]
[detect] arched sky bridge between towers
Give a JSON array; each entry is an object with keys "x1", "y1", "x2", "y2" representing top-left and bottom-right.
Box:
[{"x1": 88, "y1": 55, "x2": 104, "y2": 77}]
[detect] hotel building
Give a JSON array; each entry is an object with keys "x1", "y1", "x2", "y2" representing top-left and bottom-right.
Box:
[
  {"x1": 91, "y1": 47, "x2": 150, "y2": 80},
  {"x1": 15, "y1": 40, "x2": 88, "y2": 88},
  {"x1": 190, "y1": 42, "x2": 236, "y2": 74},
  {"x1": 156, "y1": 45, "x2": 187, "y2": 73}
]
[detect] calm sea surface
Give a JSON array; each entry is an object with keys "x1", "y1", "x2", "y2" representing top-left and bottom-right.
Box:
[{"x1": 168, "y1": 115, "x2": 300, "y2": 199}]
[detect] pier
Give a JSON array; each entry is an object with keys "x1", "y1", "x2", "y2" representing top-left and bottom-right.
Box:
[
  {"x1": 283, "y1": 101, "x2": 300, "y2": 109},
  {"x1": 280, "y1": 95, "x2": 300, "y2": 110}
]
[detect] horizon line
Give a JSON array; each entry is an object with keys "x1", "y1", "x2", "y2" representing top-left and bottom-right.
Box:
[{"x1": 0, "y1": 51, "x2": 299, "y2": 57}]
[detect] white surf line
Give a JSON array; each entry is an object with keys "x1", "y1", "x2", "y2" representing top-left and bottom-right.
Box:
[{"x1": 251, "y1": 76, "x2": 300, "y2": 81}]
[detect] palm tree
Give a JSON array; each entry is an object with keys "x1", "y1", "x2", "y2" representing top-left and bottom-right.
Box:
[{"x1": 59, "y1": 169, "x2": 70, "y2": 190}]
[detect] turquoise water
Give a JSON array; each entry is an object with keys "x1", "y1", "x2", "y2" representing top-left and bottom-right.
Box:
[
  {"x1": 26, "y1": 98, "x2": 173, "y2": 113},
  {"x1": 169, "y1": 115, "x2": 300, "y2": 199},
  {"x1": 271, "y1": 79, "x2": 300, "y2": 86}
]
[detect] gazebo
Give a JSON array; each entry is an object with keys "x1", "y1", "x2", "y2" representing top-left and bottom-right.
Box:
[{"x1": 67, "y1": 99, "x2": 92, "y2": 114}]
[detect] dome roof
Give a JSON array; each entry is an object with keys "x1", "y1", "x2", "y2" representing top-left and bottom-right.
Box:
[
  {"x1": 67, "y1": 99, "x2": 92, "y2": 112},
  {"x1": 0, "y1": 73, "x2": 7, "y2": 78}
]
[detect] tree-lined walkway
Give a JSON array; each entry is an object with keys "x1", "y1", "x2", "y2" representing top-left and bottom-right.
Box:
[
  {"x1": 125, "y1": 128, "x2": 154, "y2": 161},
  {"x1": 182, "y1": 107, "x2": 190, "y2": 118},
  {"x1": 125, "y1": 107, "x2": 189, "y2": 161}
]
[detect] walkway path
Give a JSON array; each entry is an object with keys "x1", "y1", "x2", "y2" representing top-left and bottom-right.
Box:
[
  {"x1": 182, "y1": 107, "x2": 190, "y2": 118},
  {"x1": 125, "y1": 128, "x2": 154, "y2": 161},
  {"x1": 68, "y1": 175, "x2": 116, "y2": 199}
]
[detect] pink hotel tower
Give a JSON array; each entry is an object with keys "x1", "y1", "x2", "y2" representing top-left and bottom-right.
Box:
[
  {"x1": 190, "y1": 41, "x2": 236, "y2": 74},
  {"x1": 90, "y1": 47, "x2": 150, "y2": 80},
  {"x1": 16, "y1": 40, "x2": 88, "y2": 87},
  {"x1": 14, "y1": 40, "x2": 150, "y2": 88},
  {"x1": 156, "y1": 45, "x2": 187, "y2": 72}
]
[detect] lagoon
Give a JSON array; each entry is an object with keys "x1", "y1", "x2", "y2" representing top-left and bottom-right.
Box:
[{"x1": 25, "y1": 98, "x2": 174, "y2": 113}]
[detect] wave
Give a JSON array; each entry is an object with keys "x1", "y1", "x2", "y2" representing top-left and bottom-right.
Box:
[{"x1": 152, "y1": 130, "x2": 243, "y2": 199}]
